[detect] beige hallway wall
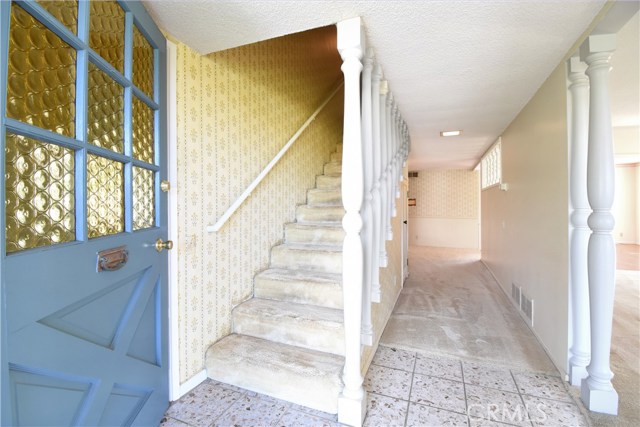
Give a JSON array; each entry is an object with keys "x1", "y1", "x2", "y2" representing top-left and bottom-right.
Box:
[
  {"x1": 481, "y1": 61, "x2": 569, "y2": 376},
  {"x1": 173, "y1": 27, "x2": 343, "y2": 383}
]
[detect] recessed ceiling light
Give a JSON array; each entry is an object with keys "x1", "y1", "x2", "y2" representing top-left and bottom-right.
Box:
[{"x1": 440, "y1": 130, "x2": 462, "y2": 137}]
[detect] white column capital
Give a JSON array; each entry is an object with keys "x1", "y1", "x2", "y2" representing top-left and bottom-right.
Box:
[
  {"x1": 568, "y1": 56, "x2": 588, "y2": 76},
  {"x1": 337, "y1": 17, "x2": 365, "y2": 58},
  {"x1": 580, "y1": 34, "x2": 616, "y2": 60}
]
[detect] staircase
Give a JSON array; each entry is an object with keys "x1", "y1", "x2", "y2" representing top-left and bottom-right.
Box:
[{"x1": 205, "y1": 144, "x2": 347, "y2": 414}]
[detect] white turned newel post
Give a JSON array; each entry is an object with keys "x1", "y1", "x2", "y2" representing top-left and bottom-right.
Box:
[
  {"x1": 360, "y1": 48, "x2": 374, "y2": 346},
  {"x1": 568, "y1": 56, "x2": 591, "y2": 387},
  {"x1": 579, "y1": 34, "x2": 618, "y2": 415},
  {"x1": 385, "y1": 94, "x2": 394, "y2": 240},
  {"x1": 337, "y1": 17, "x2": 367, "y2": 427},
  {"x1": 379, "y1": 81, "x2": 389, "y2": 267},
  {"x1": 370, "y1": 65, "x2": 382, "y2": 302}
]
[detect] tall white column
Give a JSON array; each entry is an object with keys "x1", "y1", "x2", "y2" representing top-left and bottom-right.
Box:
[
  {"x1": 579, "y1": 34, "x2": 618, "y2": 415},
  {"x1": 337, "y1": 17, "x2": 366, "y2": 427},
  {"x1": 568, "y1": 56, "x2": 591, "y2": 387},
  {"x1": 360, "y1": 48, "x2": 374, "y2": 346},
  {"x1": 370, "y1": 65, "x2": 382, "y2": 302},
  {"x1": 378, "y1": 82, "x2": 389, "y2": 267}
]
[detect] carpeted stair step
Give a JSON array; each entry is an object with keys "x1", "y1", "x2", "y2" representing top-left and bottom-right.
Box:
[
  {"x1": 307, "y1": 188, "x2": 342, "y2": 206},
  {"x1": 205, "y1": 334, "x2": 343, "y2": 414},
  {"x1": 232, "y1": 298, "x2": 344, "y2": 355},
  {"x1": 323, "y1": 162, "x2": 342, "y2": 176},
  {"x1": 330, "y1": 151, "x2": 342, "y2": 162},
  {"x1": 284, "y1": 223, "x2": 344, "y2": 246},
  {"x1": 296, "y1": 205, "x2": 344, "y2": 224},
  {"x1": 270, "y1": 243, "x2": 342, "y2": 274},
  {"x1": 254, "y1": 268, "x2": 343, "y2": 309},
  {"x1": 316, "y1": 175, "x2": 341, "y2": 190}
]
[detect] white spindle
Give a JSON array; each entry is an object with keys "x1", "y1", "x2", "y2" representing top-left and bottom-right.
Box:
[
  {"x1": 337, "y1": 17, "x2": 367, "y2": 427},
  {"x1": 360, "y1": 48, "x2": 374, "y2": 346},
  {"x1": 385, "y1": 94, "x2": 394, "y2": 240},
  {"x1": 568, "y1": 56, "x2": 591, "y2": 387},
  {"x1": 580, "y1": 34, "x2": 618, "y2": 415},
  {"x1": 379, "y1": 81, "x2": 389, "y2": 267},
  {"x1": 370, "y1": 65, "x2": 383, "y2": 301}
]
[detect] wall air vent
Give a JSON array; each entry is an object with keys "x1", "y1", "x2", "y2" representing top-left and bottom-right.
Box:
[
  {"x1": 408, "y1": 171, "x2": 419, "y2": 178},
  {"x1": 511, "y1": 283, "x2": 521, "y2": 306},
  {"x1": 520, "y1": 292, "x2": 534, "y2": 326}
]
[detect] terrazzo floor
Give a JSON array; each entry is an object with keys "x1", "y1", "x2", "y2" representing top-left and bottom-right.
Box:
[{"x1": 161, "y1": 345, "x2": 589, "y2": 427}]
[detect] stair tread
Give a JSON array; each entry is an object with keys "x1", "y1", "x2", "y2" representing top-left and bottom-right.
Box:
[
  {"x1": 235, "y1": 298, "x2": 343, "y2": 325},
  {"x1": 285, "y1": 222, "x2": 343, "y2": 230},
  {"x1": 256, "y1": 268, "x2": 341, "y2": 283},
  {"x1": 206, "y1": 334, "x2": 343, "y2": 413},
  {"x1": 274, "y1": 243, "x2": 342, "y2": 252}
]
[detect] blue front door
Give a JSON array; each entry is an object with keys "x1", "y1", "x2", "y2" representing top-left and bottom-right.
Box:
[{"x1": 0, "y1": 1, "x2": 169, "y2": 425}]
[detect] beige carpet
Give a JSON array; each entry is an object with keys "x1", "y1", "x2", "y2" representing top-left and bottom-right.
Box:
[
  {"x1": 380, "y1": 246, "x2": 556, "y2": 373},
  {"x1": 381, "y1": 246, "x2": 639, "y2": 426}
]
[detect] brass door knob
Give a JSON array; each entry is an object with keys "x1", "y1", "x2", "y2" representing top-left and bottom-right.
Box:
[{"x1": 155, "y1": 238, "x2": 173, "y2": 252}]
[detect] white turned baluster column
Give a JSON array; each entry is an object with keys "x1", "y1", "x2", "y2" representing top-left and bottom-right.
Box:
[
  {"x1": 579, "y1": 34, "x2": 618, "y2": 415},
  {"x1": 360, "y1": 48, "x2": 374, "y2": 346},
  {"x1": 568, "y1": 56, "x2": 591, "y2": 387},
  {"x1": 337, "y1": 17, "x2": 366, "y2": 426},
  {"x1": 370, "y1": 65, "x2": 382, "y2": 301},
  {"x1": 379, "y1": 81, "x2": 389, "y2": 267},
  {"x1": 391, "y1": 106, "x2": 398, "y2": 218},
  {"x1": 385, "y1": 94, "x2": 394, "y2": 240}
]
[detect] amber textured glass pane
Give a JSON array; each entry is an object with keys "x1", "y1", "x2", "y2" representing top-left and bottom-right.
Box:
[
  {"x1": 132, "y1": 97, "x2": 154, "y2": 163},
  {"x1": 88, "y1": 63, "x2": 124, "y2": 152},
  {"x1": 132, "y1": 167, "x2": 155, "y2": 230},
  {"x1": 7, "y1": 4, "x2": 76, "y2": 137},
  {"x1": 5, "y1": 133, "x2": 75, "y2": 253},
  {"x1": 89, "y1": 0, "x2": 124, "y2": 73},
  {"x1": 133, "y1": 26, "x2": 154, "y2": 98},
  {"x1": 87, "y1": 154, "x2": 124, "y2": 238},
  {"x1": 37, "y1": 0, "x2": 78, "y2": 34}
]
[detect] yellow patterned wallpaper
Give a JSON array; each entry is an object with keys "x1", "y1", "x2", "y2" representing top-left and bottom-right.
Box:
[
  {"x1": 408, "y1": 170, "x2": 479, "y2": 219},
  {"x1": 174, "y1": 26, "x2": 343, "y2": 382},
  {"x1": 363, "y1": 188, "x2": 405, "y2": 371}
]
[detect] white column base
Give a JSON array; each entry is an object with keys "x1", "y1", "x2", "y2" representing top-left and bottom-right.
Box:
[
  {"x1": 371, "y1": 288, "x2": 381, "y2": 304},
  {"x1": 361, "y1": 331, "x2": 373, "y2": 346},
  {"x1": 569, "y1": 364, "x2": 589, "y2": 387},
  {"x1": 338, "y1": 391, "x2": 367, "y2": 426},
  {"x1": 569, "y1": 362, "x2": 589, "y2": 387},
  {"x1": 379, "y1": 253, "x2": 388, "y2": 268},
  {"x1": 581, "y1": 378, "x2": 619, "y2": 415}
]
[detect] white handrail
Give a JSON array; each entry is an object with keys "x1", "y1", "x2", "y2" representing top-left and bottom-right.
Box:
[{"x1": 206, "y1": 80, "x2": 344, "y2": 233}]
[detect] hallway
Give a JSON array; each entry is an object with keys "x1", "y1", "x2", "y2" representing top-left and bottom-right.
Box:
[
  {"x1": 380, "y1": 247, "x2": 555, "y2": 373},
  {"x1": 162, "y1": 246, "x2": 605, "y2": 426}
]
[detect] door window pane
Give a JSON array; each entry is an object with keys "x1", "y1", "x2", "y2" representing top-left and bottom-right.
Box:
[
  {"x1": 87, "y1": 154, "x2": 124, "y2": 238},
  {"x1": 37, "y1": 1, "x2": 78, "y2": 35},
  {"x1": 7, "y1": 3, "x2": 76, "y2": 137},
  {"x1": 89, "y1": 0, "x2": 125, "y2": 73},
  {"x1": 88, "y1": 62, "x2": 124, "y2": 153},
  {"x1": 133, "y1": 26, "x2": 154, "y2": 99},
  {"x1": 5, "y1": 133, "x2": 75, "y2": 253},
  {"x1": 132, "y1": 167, "x2": 155, "y2": 230},
  {"x1": 132, "y1": 97, "x2": 154, "y2": 163}
]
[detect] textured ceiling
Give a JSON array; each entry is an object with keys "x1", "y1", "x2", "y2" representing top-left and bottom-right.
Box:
[{"x1": 144, "y1": 0, "x2": 611, "y2": 170}]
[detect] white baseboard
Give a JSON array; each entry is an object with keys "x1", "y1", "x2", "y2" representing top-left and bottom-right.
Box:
[{"x1": 171, "y1": 370, "x2": 208, "y2": 401}]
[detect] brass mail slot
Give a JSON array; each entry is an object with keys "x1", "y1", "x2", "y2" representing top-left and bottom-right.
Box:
[{"x1": 97, "y1": 246, "x2": 129, "y2": 272}]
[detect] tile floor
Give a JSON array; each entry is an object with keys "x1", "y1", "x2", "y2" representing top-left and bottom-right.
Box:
[{"x1": 161, "y1": 345, "x2": 589, "y2": 427}]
